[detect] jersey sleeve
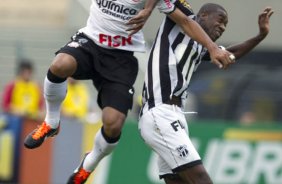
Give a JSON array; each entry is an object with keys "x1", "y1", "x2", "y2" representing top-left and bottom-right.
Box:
[
  {"x1": 157, "y1": 0, "x2": 194, "y2": 15},
  {"x1": 156, "y1": 0, "x2": 176, "y2": 14}
]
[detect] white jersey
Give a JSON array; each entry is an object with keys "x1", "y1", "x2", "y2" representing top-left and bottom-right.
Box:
[{"x1": 79, "y1": 0, "x2": 176, "y2": 52}]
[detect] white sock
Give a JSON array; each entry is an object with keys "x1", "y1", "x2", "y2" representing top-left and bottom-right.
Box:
[
  {"x1": 44, "y1": 76, "x2": 67, "y2": 128},
  {"x1": 82, "y1": 129, "x2": 119, "y2": 172}
]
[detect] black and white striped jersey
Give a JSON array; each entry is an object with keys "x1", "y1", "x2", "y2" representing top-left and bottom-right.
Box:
[{"x1": 141, "y1": 0, "x2": 209, "y2": 115}]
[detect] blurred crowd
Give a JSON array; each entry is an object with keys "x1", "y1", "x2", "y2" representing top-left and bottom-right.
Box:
[
  {"x1": 1, "y1": 59, "x2": 97, "y2": 124},
  {"x1": 2, "y1": 59, "x2": 44, "y2": 120}
]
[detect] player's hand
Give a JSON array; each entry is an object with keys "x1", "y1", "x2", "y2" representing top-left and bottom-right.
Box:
[
  {"x1": 209, "y1": 46, "x2": 235, "y2": 69},
  {"x1": 258, "y1": 7, "x2": 274, "y2": 38},
  {"x1": 126, "y1": 9, "x2": 152, "y2": 36}
]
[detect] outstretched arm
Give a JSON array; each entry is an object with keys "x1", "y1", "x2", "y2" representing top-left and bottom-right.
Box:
[
  {"x1": 226, "y1": 7, "x2": 274, "y2": 60},
  {"x1": 126, "y1": 0, "x2": 160, "y2": 36},
  {"x1": 169, "y1": 8, "x2": 234, "y2": 69}
]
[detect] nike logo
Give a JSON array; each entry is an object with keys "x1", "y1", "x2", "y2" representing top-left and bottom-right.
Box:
[{"x1": 129, "y1": 88, "x2": 134, "y2": 95}]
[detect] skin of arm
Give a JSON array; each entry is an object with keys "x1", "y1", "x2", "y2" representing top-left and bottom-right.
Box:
[
  {"x1": 226, "y1": 7, "x2": 274, "y2": 60},
  {"x1": 126, "y1": 0, "x2": 160, "y2": 35},
  {"x1": 168, "y1": 8, "x2": 233, "y2": 69}
]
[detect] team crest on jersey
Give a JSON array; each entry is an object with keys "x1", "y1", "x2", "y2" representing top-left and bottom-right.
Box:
[
  {"x1": 67, "y1": 41, "x2": 80, "y2": 48},
  {"x1": 78, "y1": 38, "x2": 88, "y2": 44},
  {"x1": 67, "y1": 38, "x2": 88, "y2": 48},
  {"x1": 176, "y1": 145, "x2": 189, "y2": 158}
]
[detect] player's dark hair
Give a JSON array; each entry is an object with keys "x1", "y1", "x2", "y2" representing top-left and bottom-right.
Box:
[{"x1": 197, "y1": 3, "x2": 227, "y2": 16}]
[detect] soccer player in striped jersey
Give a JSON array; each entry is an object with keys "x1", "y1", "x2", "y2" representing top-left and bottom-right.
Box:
[{"x1": 139, "y1": 2, "x2": 273, "y2": 184}]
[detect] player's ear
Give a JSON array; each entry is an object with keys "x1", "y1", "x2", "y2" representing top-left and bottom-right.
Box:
[{"x1": 198, "y1": 12, "x2": 208, "y2": 20}]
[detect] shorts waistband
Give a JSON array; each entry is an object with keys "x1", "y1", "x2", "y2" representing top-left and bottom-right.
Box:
[{"x1": 164, "y1": 96, "x2": 181, "y2": 107}]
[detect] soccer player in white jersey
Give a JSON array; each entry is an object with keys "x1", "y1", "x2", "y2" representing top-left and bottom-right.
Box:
[
  {"x1": 139, "y1": 2, "x2": 273, "y2": 184},
  {"x1": 23, "y1": 0, "x2": 237, "y2": 183}
]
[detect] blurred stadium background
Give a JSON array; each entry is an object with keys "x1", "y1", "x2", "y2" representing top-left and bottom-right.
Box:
[{"x1": 0, "y1": 0, "x2": 281, "y2": 184}]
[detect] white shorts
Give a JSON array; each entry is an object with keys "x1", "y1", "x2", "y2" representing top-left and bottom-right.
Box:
[{"x1": 138, "y1": 104, "x2": 201, "y2": 177}]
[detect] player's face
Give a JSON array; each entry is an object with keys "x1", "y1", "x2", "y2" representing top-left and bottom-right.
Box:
[
  {"x1": 202, "y1": 9, "x2": 228, "y2": 41},
  {"x1": 20, "y1": 69, "x2": 33, "y2": 81}
]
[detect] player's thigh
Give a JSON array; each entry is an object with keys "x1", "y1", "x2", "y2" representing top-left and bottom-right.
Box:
[
  {"x1": 159, "y1": 157, "x2": 187, "y2": 184},
  {"x1": 178, "y1": 164, "x2": 212, "y2": 184},
  {"x1": 50, "y1": 53, "x2": 77, "y2": 78},
  {"x1": 163, "y1": 164, "x2": 212, "y2": 184},
  {"x1": 54, "y1": 32, "x2": 96, "y2": 80}
]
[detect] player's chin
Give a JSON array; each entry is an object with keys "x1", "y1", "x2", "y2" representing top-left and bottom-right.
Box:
[
  {"x1": 209, "y1": 34, "x2": 217, "y2": 42},
  {"x1": 212, "y1": 35, "x2": 220, "y2": 42}
]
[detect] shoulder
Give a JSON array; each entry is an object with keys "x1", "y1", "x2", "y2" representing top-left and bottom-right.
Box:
[{"x1": 164, "y1": 0, "x2": 194, "y2": 16}]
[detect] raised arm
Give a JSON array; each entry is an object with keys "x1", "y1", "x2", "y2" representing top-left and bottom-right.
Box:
[
  {"x1": 226, "y1": 7, "x2": 274, "y2": 60},
  {"x1": 126, "y1": 0, "x2": 160, "y2": 36},
  {"x1": 168, "y1": 8, "x2": 234, "y2": 69}
]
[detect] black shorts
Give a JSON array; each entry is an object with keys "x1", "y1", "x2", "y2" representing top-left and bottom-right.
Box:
[{"x1": 56, "y1": 32, "x2": 139, "y2": 115}]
